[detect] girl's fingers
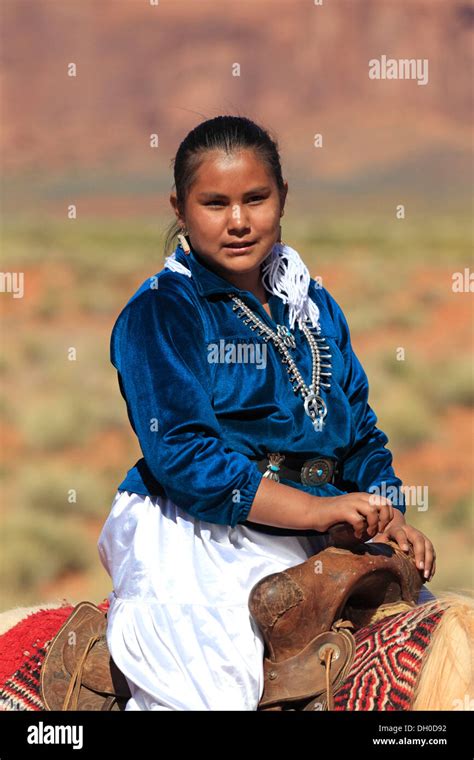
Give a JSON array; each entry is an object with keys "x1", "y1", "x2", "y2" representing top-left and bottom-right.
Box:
[
  {"x1": 346, "y1": 513, "x2": 370, "y2": 540},
  {"x1": 358, "y1": 504, "x2": 379, "y2": 536},
  {"x1": 377, "y1": 504, "x2": 394, "y2": 533},
  {"x1": 372, "y1": 532, "x2": 391, "y2": 544},
  {"x1": 423, "y1": 539, "x2": 435, "y2": 579},
  {"x1": 364, "y1": 495, "x2": 393, "y2": 535},
  {"x1": 410, "y1": 533, "x2": 427, "y2": 572},
  {"x1": 391, "y1": 527, "x2": 410, "y2": 552},
  {"x1": 355, "y1": 506, "x2": 437, "y2": 581}
]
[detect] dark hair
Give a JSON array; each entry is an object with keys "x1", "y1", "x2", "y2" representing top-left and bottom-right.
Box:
[{"x1": 163, "y1": 115, "x2": 286, "y2": 257}]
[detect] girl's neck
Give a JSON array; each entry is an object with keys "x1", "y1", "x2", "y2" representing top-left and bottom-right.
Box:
[
  {"x1": 190, "y1": 247, "x2": 270, "y2": 306},
  {"x1": 220, "y1": 265, "x2": 270, "y2": 306}
]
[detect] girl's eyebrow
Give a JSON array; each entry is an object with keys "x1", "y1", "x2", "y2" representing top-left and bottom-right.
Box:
[{"x1": 197, "y1": 186, "x2": 271, "y2": 199}]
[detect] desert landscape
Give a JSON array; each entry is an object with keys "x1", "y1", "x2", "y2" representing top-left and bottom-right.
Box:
[{"x1": 0, "y1": 0, "x2": 472, "y2": 610}]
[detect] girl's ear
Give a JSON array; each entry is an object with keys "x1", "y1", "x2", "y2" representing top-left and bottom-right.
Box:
[
  {"x1": 280, "y1": 181, "x2": 289, "y2": 215},
  {"x1": 169, "y1": 193, "x2": 183, "y2": 224}
]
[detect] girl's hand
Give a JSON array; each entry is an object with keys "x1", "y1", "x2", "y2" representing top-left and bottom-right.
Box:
[
  {"x1": 314, "y1": 492, "x2": 394, "y2": 539},
  {"x1": 371, "y1": 510, "x2": 436, "y2": 581}
]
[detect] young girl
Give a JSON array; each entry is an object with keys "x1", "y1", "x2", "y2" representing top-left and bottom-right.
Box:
[{"x1": 97, "y1": 115, "x2": 436, "y2": 711}]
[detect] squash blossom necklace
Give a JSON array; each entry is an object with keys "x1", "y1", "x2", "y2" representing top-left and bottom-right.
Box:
[
  {"x1": 164, "y1": 239, "x2": 333, "y2": 432},
  {"x1": 228, "y1": 293, "x2": 332, "y2": 432}
]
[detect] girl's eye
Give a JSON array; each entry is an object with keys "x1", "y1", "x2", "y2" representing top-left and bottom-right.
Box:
[{"x1": 204, "y1": 196, "x2": 266, "y2": 207}]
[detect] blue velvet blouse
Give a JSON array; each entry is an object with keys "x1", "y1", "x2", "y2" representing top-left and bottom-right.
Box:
[{"x1": 112, "y1": 242, "x2": 406, "y2": 527}]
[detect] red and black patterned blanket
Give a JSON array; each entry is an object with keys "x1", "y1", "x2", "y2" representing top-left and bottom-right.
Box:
[
  {"x1": 0, "y1": 599, "x2": 110, "y2": 712},
  {"x1": 333, "y1": 604, "x2": 443, "y2": 710}
]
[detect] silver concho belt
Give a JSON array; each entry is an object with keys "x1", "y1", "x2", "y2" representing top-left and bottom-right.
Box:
[{"x1": 253, "y1": 452, "x2": 341, "y2": 486}]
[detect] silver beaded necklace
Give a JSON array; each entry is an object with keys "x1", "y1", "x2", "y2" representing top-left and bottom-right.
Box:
[{"x1": 229, "y1": 293, "x2": 332, "y2": 432}]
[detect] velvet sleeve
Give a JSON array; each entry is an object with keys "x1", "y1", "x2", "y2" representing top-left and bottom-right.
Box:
[
  {"x1": 324, "y1": 291, "x2": 407, "y2": 514},
  {"x1": 111, "y1": 281, "x2": 263, "y2": 527}
]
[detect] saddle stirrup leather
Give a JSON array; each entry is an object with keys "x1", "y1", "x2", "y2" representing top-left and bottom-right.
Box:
[{"x1": 40, "y1": 601, "x2": 131, "y2": 711}]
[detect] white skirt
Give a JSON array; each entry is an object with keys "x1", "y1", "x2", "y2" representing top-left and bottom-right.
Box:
[{"x1": 97, "y1": 489, "x2": 435, "y2": 711}]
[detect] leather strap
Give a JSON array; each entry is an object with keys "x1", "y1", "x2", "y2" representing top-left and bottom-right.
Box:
[
  {"x1": 62, "y1": 634, "x2": 102, "y2": 710},
  {"x1": 40, "y1": 601, "x2": 131, "y2": 711},
  {"x1": 259, "y1": 627, "x2": 356, "y2": 708}
]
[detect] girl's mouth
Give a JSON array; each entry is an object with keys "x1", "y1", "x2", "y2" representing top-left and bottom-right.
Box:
[{"x1": 223, "y1": 241, "x2": 257, "y2": 252}]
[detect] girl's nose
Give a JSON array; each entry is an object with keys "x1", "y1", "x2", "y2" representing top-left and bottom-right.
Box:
[{"x1": 227, "y1": 204, "x2": 250, "y2": 231}]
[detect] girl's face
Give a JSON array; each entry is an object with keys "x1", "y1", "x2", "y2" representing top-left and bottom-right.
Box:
[{"x1": 170, "y1": 149, "x2": 288, "y2": 284}]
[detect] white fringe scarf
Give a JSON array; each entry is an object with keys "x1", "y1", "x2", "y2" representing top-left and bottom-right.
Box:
[{"x1": 164, "y1": 241, "x2": 321, "y2": 331}]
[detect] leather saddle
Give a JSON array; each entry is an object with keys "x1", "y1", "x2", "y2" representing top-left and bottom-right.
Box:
[
  {"x1": 249, "y1": 524, "x2": 423, "y2": 710},
  {"x1": 40, "y1": 601, "x2": 131, "y2": 710},
  {"x1": 40, "y1": 524, "x2": 423, "y2": 711}
]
